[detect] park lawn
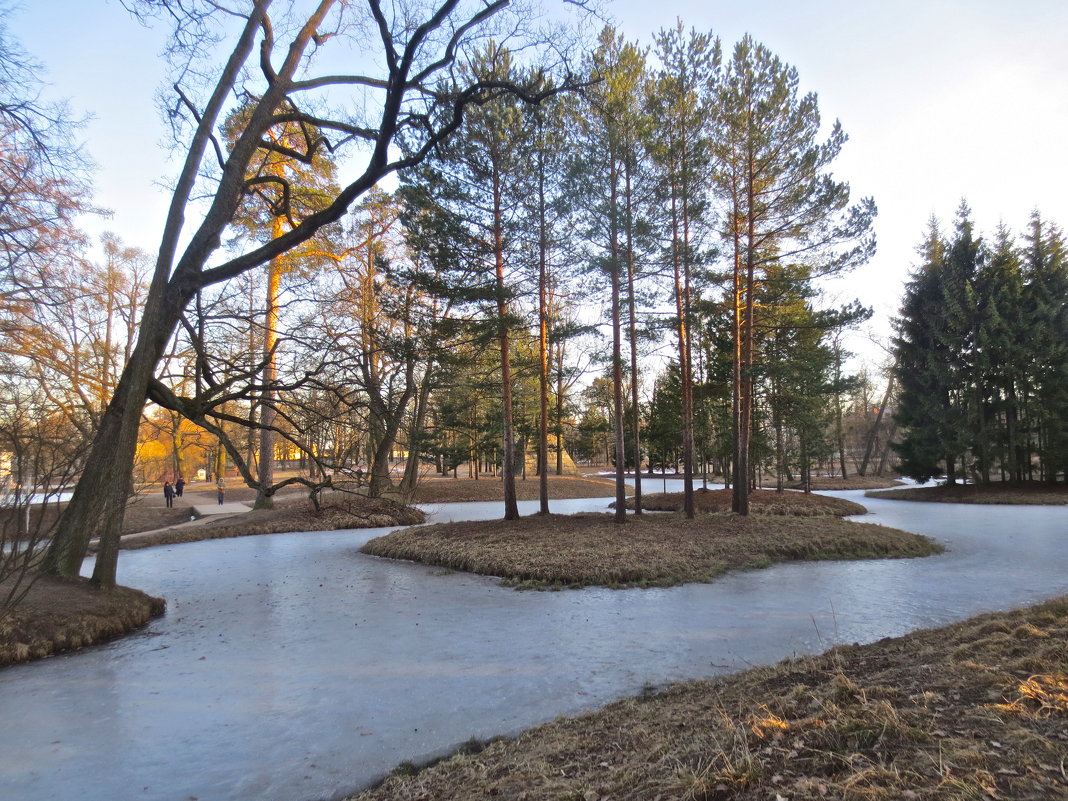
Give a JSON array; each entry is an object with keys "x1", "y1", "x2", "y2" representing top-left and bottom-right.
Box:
[
  {"x1": 360, "y1": 511, "x2": 941, "y2": 589},
  {"x1": 869, "y1": 481, "x2": 1068, "y2": 505},
  {"x1": 352, "y1": 594, "x2": 1068, "y2": 801}
]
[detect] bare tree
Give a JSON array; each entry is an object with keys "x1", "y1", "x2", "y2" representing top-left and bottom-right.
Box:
[
  {"x1": 40, "y1": 0, "x2": 587, "y2": 587},
  {"x1": 0, "y1": 2, "x2": 93, "y2": 298},
  {"x1": 0, "y1": 236, "x2": 151, "y2": 445},
  {"x1": 0, "y1": 376, "x2": 85, "y2": 620}
]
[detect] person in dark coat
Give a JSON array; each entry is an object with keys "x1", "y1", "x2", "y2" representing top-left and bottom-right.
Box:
[
  {"x1": 175, "y1": 476, "x2": 185, "y2": 497},
  {"x1": 163, "y1": 481, "x2": 175, "y2": 508}
]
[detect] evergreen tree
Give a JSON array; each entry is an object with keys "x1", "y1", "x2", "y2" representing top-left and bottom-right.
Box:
[
  {"x1": 223, "y1": 102, "x2": 339, "y2": 508},
  {"x1": 977, "y1": 225, "x2": 1026, "y2": 480},
  {"x1": 711, "y1": 35, "x2": 875, "y2": 513},
  {"x1": 646, "y1": 23, "x2": 719, "y2": 518},
  {"x1": 424, "y1": 44, "x2": 535, "y2": 520},
  {"x1": 577, "y1": 26, "x2": 655, "y2": 521},
  {"x1": 645, "y1": 364, "x2": 683, "y2": 474},
  {"x1": 937, "y1": 204, "x2": 985, "y2": 482},
  {"x1": 519, "y1": 81, "x2": 576, "y2": 514},
  {"x1": 892, "y1": 220, "x2": 954, "y2": 482},
  {"x1": 896, "y1": 208, "x2": 1068, "y2": 485},
  {"x1": 1022, "y1": 213, "x2": 1068, "y2": 482}
]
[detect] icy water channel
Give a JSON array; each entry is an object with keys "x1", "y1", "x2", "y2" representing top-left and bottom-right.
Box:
[{"x1": 0, "y1": 487, "x2": 1066, "y2": 801}]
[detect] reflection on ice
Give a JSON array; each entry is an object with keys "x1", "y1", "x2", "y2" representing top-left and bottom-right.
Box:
[{"x1": 0, "y1": 490, "x2": 1065, "y2": 801}]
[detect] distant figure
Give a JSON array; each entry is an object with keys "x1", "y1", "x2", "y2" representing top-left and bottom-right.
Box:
[
  {"x1": 163, "y1": 481, "x2": 175, "y2": 508},
  {"x1": 217, "y1": 485, "x2": 225, "y2": 505},
  {"x1": 355, "y1": 466, "x2": 364, "y2": 486},
  {"x1": 175, "y1": 476, "x2": 185, "y2": 497}
]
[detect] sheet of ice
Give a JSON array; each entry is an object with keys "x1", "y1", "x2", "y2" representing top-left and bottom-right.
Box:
[{"x1": 0, "y1": 489, "x2": 1065, "y2": 801}]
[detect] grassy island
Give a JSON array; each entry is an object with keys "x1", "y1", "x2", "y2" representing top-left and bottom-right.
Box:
[{"x1": 361, "y1": 510, "x2": 940, "y2": 590}]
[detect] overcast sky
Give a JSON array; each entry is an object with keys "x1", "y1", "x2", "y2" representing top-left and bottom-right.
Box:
[{"x1": 10, "y1": 0, "x2": 1068, "y2": 368}]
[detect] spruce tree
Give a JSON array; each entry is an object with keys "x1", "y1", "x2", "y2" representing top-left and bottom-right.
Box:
[
  {"x1": 977, "y1": 225, "x2": 1026, "y2": 480},
  {"x1": 892, "y1": 220, "x2": 954, "y2": 482},
  {"x1": 938, "y1": 203, "x2": 985, "y2": 482},
  {"x1": 1023, "y1": 213, "x2": 1068, "y2": 482}
]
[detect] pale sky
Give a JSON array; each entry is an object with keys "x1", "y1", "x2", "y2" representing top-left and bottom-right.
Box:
[{"x1": 10, "y1": 0, "x2": 1068, "y2": 368}]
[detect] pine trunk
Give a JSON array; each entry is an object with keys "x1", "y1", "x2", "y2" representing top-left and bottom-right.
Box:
[
  {"x1": 609, "y1": 159, "x2": 627, "y2": 524},
  {"x1": 624, "y1": 156, "x2": 642, "y2": 514},
  {"x1": 537, "y1": 152, "x2": 551, "y2": 515},
  {"x1": 493, "y1": 171, "x2": 519, "y2": 521}
]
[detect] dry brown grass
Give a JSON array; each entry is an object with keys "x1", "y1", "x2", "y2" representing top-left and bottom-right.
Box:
[
  {"x1": 351, "y1": 595, "x2": 1068, "y2": 801},
  {"x1": 121, "y1": 502, "x2": 192, "y2": 534},
  {"x1": 869, "y1": 481, "x2": 1068, "y2": 505},
  {"x1": 360, "y1": 513, "x2": 941, "y2": 589},
  {"x1": 773, "y1": 475, "x2": 905, "y2": 491},
  {"x1": 633, "y1": 488, "x2": 868, "y2": 517},
  {"x1": 0, "y1": 573, "x2": 165, "y2": 667},
  {"x1": 110, "y1": 495, "x2": 426, "y2": 551},
  {"x1": 411, "y1": 475, "x2": 624, "y2": 504}
]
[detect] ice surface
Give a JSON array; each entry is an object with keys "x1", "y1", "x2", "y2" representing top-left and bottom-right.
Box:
[{"x1": 0, "y1": 488, "x2": 1065, "y2": 801}]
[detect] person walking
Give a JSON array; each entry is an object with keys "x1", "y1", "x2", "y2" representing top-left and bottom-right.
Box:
[
  {"x1": 175, "y1": 476, "x2": 185, "y2": 497},
  {"x1": 217, "y1": 485, "x2": 225, "y2": 505},
  {"x1": 163, "y1": 481, "x2": 175, "y2": 508}
]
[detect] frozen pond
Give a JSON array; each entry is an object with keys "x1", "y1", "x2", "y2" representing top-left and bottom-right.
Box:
[{"x1": 0, "y1": 488, "x2": 1066, "y2": 801}]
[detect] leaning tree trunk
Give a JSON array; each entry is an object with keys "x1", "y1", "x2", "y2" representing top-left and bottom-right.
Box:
[
  {"x1": 40, "y1": 282, "x2": 186, "y2": 587},
  {"x1": 400, "y1": 369, "x2": 434, "y2": 500},
  {"x1": 859, "y1": 373, "x2": 894, "y2": 476}
]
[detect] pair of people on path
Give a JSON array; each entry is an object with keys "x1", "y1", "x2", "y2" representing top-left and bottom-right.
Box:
[{"x1": 163, "y1": 477, "x2": 187, "y2": 507}]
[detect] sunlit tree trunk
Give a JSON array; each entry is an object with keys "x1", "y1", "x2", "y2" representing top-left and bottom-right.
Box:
[{"x1": 254, "y1": 216, "x2": 285, "y2": 510}]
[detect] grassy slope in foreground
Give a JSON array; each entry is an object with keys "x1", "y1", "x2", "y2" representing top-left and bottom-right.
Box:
[
  {"x1": 361, "y1": 512, "x2": 942, "y2": 589},
  {"x1": 352, "y1": 594, "x2": 1068, "y2": 801}
]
